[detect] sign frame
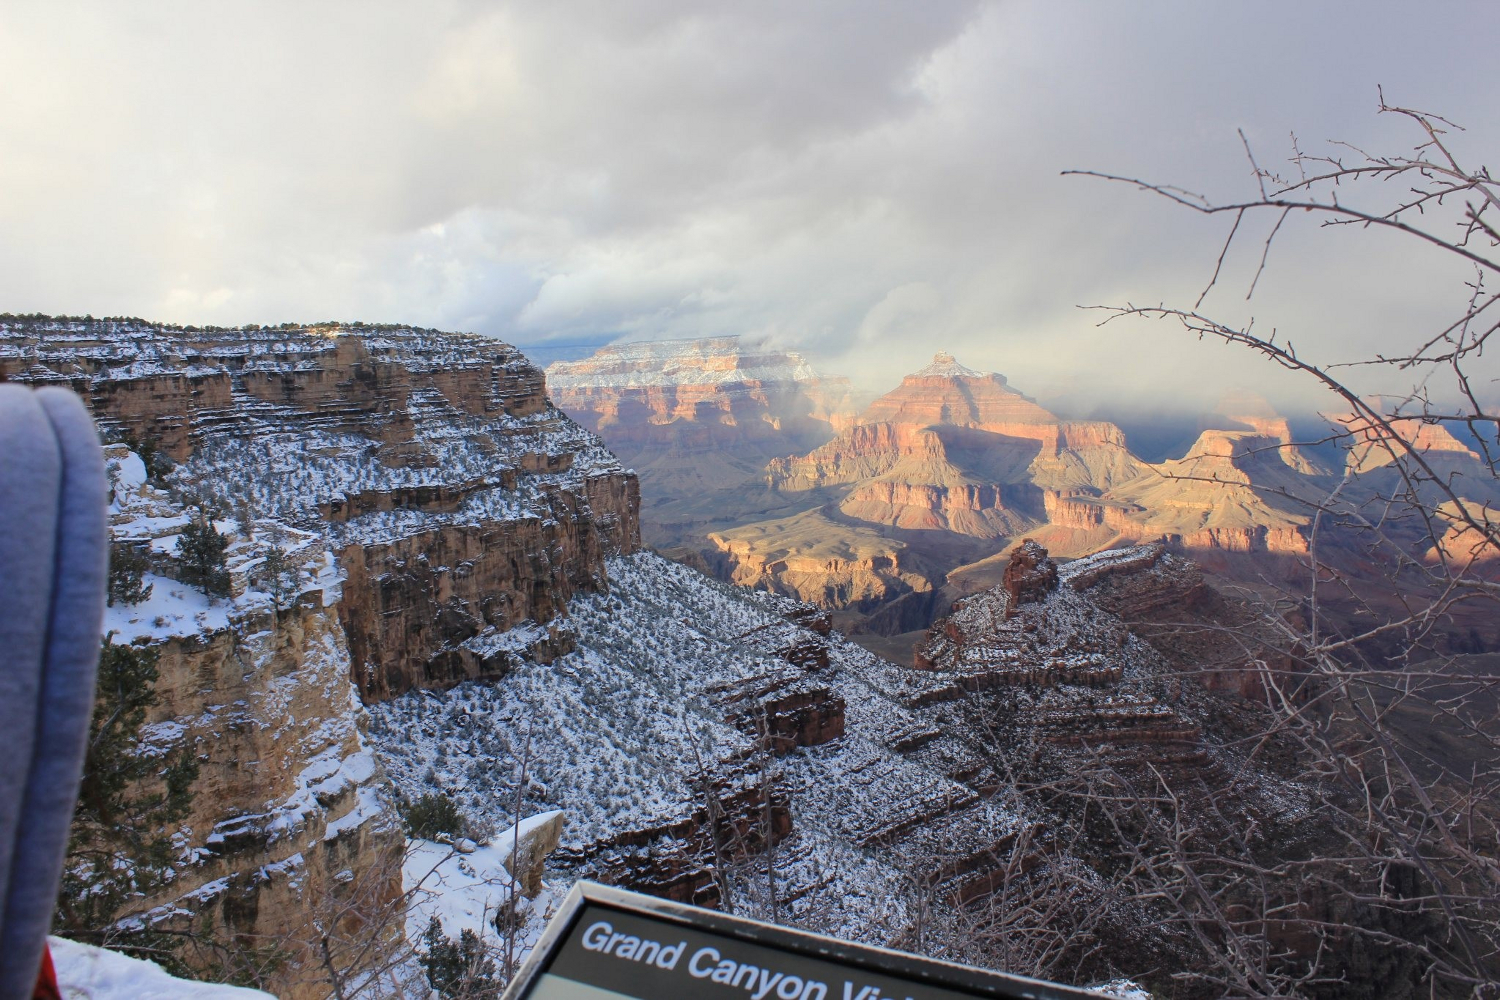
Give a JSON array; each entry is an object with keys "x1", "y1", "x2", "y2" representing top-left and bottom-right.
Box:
[{"x1": 501, "y1": 881, "x2": 1110, "y2": 1000}]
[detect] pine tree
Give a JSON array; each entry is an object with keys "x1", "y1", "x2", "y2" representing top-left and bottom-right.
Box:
[
  {"x1": 420, "y1": 916, "x2": 500, "y2": 999},
  {"x1": 56, "y1": 637, "x2": 199, "y2": 956},
  {"x1": 401, "y1": 791, "x2": 464, "y2": 840},
  {"x1": 258, "y1": 545, "x2": 298, "y2": 616},
  {"x1": 107, "y1": 541, "x2": 153, "y2": 606},
  {"x1": 177, "y1": 513, "x2": 231, "y2": 599}
]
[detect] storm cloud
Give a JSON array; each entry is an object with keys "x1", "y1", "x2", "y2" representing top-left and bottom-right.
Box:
[{"x1": 1, "y1": 1, "x2": 1495, "y2": 414}]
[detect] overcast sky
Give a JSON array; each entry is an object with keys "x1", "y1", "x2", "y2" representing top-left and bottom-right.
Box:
[{"x1": 1, "y1": 1, "x2": 1495, "y2": 416}]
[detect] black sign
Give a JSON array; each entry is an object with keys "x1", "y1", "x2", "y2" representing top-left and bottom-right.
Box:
[{"x1": 503, "y1": 882, "x2": 1104, "y2": 1000}]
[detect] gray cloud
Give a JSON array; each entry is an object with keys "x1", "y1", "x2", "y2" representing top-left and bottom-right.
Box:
[{"x1": 1, "y1": 0, "x2": 1495, "y2": 416}]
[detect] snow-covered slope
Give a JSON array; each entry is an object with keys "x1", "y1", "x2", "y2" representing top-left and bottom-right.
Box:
[
  {"x1": 50, "y1": 937, "x2": 275, "y2": 999},
  {"x1": 369, "y1": 551, "x2": 1036, "y2": 947}
]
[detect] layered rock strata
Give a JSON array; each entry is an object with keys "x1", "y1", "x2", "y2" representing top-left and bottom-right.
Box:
[
  {"x1": 767, "y1": 353, "x2": 1144, "y2": 508},
  {"x1": 367, "y1": 552, "x2": 1039, "y2": 944},
  {"x1": 2, "y1": 315, "x2": 641, "y2": 992},
  {"x1": 100, "y1": 447, "x2": 398, "y2": 999},
  {"x1": 546, "y1": 337, "x2": 855, "y2": 548},
  {"x1": 712, "y1": 353, "x2": 1145, "y2": 625},
  {"x1": 1, "y1": 315, "x2": 641, "y2": 700}
]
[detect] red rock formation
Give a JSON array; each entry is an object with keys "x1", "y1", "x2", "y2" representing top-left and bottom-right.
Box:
[
  {"x1": 1333, "y1": 398, "x2": 1481, "y2": 473},
  {"x1": 768, "y1": 356, "x2": 1144, "y2": 500},
  {"x1": 1211, "y1": 390, "x2": 1321, "y2": 474},
  {"x1": 712, "y1": 354, "x2": 1144, "y2": 622},
  {"x1": 1100, "y1": 428, "x2": 1315, "y2": 555},
  {"x1": 546, "y1": 337, "x2": 857, "y2": 548},
  {"x1": 1001, "y1": 539, "x2": 1059, "y2": 613}
]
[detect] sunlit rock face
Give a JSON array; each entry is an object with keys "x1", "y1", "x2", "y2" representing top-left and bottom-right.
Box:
[
  {"x1": 711, "y1": 354, "x2": 1144, "y2": 622},
  {"x1": 545, "y1": 336, "x2": 857, "y2": 547},
  {"x1": 769, "y1": 353, "x2": 1144, "y2": 505}
]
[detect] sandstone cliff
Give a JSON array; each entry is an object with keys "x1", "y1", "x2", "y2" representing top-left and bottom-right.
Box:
[
  {"x1": 1334, "y1": 397, "x2": 1482, "y2": 474},
  {"x1": 767, "y1": 353, "x2": 1144, "y2": 500},
  {"x1": 711, "y1": 353, "x2": 1145, "y2": 631},
  {"x1": 2, "y1": 315, "x2": 641, "y2": 700},
  {"x1": 1, "y1": 315, "x2": 642, "y2": 993},
  {"x1": 100, "y1": 447, "x2": 398, "y2": 998},
  {"x1": 1094, "y1": 428, "x2": 1318, "y2": 555}
]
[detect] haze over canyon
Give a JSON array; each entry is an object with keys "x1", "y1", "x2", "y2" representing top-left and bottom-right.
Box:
[{"x1": 546, "y1": 335, "x2": 1496, "y2": 662}]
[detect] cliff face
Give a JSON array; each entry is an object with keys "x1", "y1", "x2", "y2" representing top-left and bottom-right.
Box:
[
  {"x1": 1087, "y1": 429, "x2": 1317, "y2": 556},
  {"x1": 2, "y1": 316, "x2": 640, "y2": 701},
  {"x1": 1335, "y1": 401, "x2": 1482, "y2": 474},
  {"x1": 707, "y1": 508, "x2": 942, "y2": 610},
  {"x1": 547, "y1": 337, "x2": 854, "y2": 449},
  {"x1": 546, "y1": 337, "x2": 855, "y2": 548},
  {"x1": 99, "y1": 447, "x2": 397, "y2": 998},
  {"x1": 1, "y1": 315, "x2": 641, "y2": 991},
  {"x1": 768, "y1": 356, "x2": 1144, "y2": 499}
]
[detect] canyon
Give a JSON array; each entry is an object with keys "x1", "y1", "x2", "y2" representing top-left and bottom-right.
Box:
[
  {"x1": 5, "y1": 317, "x2": 1490, "y2": 997},
  {"x1": 546, "y1": 337, "x2": 855, "y2": 549},
  {"x1": 378, "y1": 536, "x2": 1418, "y2": 995},
  {"x1": 552, "y1": 338, "x2": 1500, "y2": 662}
]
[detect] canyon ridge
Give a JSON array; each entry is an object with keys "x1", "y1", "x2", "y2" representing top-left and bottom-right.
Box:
[{"x1": 549, "y1": 339, "x2": 1500, "y2": 663}]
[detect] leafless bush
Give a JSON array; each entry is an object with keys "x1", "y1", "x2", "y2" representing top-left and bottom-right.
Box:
[{"x1": 1056, "y1": 93, "x2": 1500, "y2": 998}]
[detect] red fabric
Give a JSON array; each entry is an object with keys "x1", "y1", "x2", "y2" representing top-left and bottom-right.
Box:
[{"x1": 33, "y1": 942, "x2": 61, "y2": 1000}]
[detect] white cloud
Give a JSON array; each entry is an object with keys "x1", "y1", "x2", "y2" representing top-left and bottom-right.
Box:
[{"x1": 0, "y1": 0, "x2": 1495, "y2": 413}]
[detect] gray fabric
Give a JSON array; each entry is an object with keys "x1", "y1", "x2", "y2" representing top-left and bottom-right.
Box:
[{"x1": 0, "y1": 385, "x2": 106, "y2": 998}]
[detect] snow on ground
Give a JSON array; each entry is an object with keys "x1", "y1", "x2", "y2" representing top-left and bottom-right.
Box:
[
  {"x1": 103, "y1": 573, "x2": 233, "y2": 643},
  {"x1": 369, "y1": 551, "x2": 1035, "y2": 945},
  {"x1": 403, "y1": 811, "x2": 563, "y2": 946},
  {"x1": 49, "y1": 936, "x2": 274, "y2": 999},
  {"x1": 1092, "y1": 978, "x2": 1155, "y2": 1000}
]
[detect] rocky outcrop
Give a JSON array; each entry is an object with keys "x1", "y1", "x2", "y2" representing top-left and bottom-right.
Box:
[
  {"x1": 2, "y1": 316, "x2": 644, "y2": 992},
  {"x1": 914, "y1": 544, "x2": 1220, "y2": 776},
  {"x1": 768, "y1": 355, "x2": 1144, "y2": 499},
  {"x1": 1334, "y1": 399, "x2": 1482, "y2": 474},
  {"x1": 1099, "y1": 428, "x2": 1316, "y2": 555},
  {"x1": 708, "y1": 508, "x2": 941, "y2": 610},
  {"x1": 1001, "y1": 539, "x2": 1058, "y2": 612},
  {"x1": 99, "y1": 451, "x2": 398, "y2": 999},
  {"x1": 2, "y1": 316, "x2": 641, "y2": 702}
]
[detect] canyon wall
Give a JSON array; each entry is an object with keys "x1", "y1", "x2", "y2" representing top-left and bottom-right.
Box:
[
  {"x1": 546, "y1": 337, "x2": 855, "y2": 549},
  {"x1": 98, "y1": 448, "x2": 398, "y2": 998},
  {"x1": 0, "y1": 316, "x2": 642, "y2": 991},
  {"x1": 713, "y1": 354, "x2": 1147, "y2": 623},
  {"x1": 2, "y1": 316, "x2": 640, "y2": 701}
]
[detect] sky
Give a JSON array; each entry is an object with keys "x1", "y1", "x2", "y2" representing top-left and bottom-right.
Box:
[{"x1": 1, "y1": 1, "x2": 1495, "y2": 418}]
